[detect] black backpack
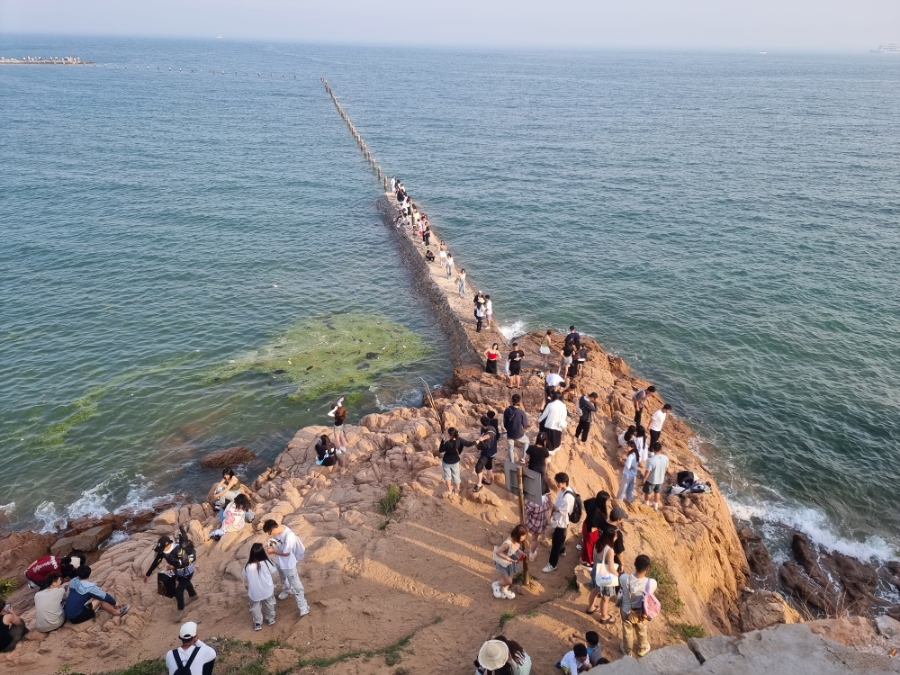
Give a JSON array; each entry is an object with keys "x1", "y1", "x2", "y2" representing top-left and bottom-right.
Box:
[
  {"x1": 568, "y1": 489, "x2": 584, "y2": 524},
  {"x1": 177, "y1": 525, "x2": 196, "y2": 566},
  {"x1": 171, "y1": 645, "x2": 200, "y2": 675}
]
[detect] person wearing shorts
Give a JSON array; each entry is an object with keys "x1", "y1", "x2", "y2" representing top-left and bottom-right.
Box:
[
  {"x1": 507, "y1": 343, "x2": 524, "y2": 389},
  {"x1": 641, "y1": 445, "x2": 669, "y2": 510},
  {"x1": 473, "y1": 417, "x2": 498, "y2": 493},
  {"x1": 437, "y1": 428, "x2": 474, "y2": 496}
]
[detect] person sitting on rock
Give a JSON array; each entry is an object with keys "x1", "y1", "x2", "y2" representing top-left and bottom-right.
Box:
[
  {"x1": 212, "y1": 468, "x2": 241, "y2": 511},
  {"x1": 33, "y1": 572, "x2": 67, "y2": 633},
  {"x1": 314, "y1": 434, "x2": 338, "y2": 468},
  {"x1": 143, "y1": 535, "x2": 198, "y2": 622},
  {"x1": 0, "y1": 603, "x2": 27, "y2": 653},
  {"x1": 424, "y1": 249, "x2": 435, "y2": 263},
  {"x1": 222, "y1": 494, "x2": 253, "y2": 533},
  {"x1": 24, "y1": 553, "x2": 80, "y2": 590},
  {"x1": 63, "y1": 565, "x2": 129, "y2": 623}
]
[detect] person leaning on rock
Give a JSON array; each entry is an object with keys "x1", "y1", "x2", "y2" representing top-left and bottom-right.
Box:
[{"x1": 166, "y1": 621, "x2": 216, "y2": 675}]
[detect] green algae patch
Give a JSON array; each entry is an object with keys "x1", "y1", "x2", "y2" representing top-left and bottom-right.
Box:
[{"x1": 203, "y1": 314, "x2": 429, "y2": 400}]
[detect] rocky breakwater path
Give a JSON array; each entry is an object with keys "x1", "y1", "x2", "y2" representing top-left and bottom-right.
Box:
[{"x1": 7, "y1": 329, "x2": 765, "y2": 674}]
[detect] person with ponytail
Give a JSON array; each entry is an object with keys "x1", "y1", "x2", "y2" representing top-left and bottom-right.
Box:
[{"x1": 242, "y1": 543, "x2": 277, "y2": 631}]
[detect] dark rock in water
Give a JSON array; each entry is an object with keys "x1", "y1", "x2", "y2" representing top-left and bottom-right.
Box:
[
  {"x1": 357, "y1": 362, "x2": 370, "y2": 370},
  {"x1": 273, "y1": 369, "x2": 286, "y2": 375},
  {"x1": 821, "y1": 551, "x2": 886, "y2": 614},
  {"x1": 306, "y1": 365, "x2": 315, "y2": 370},
  {"x1": 791, "y1": 533, "x2": 833, "y2": 592},
  {"x1": 365, "y1": 352, "x2": 379, "y2": 360},
  {"x1": 780, "y1": 560, "x2": 836, "y2": 615},
  {"x1": 738, "y1": 527, "x2": 775, "y2": 587},
  {"x1": 200, "y1": 445, "x2": 256, "y2": 468}
]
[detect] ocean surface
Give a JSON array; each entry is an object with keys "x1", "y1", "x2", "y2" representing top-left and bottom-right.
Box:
[{"x1": 1, "y1": 37, "x2": 898, "y2": 562}]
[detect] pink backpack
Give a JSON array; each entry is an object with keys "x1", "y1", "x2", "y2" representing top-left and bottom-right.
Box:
[{"x1": 643, "y1": 586, "x2": 661, "y2": 620}]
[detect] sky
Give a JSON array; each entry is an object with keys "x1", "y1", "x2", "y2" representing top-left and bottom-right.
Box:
[{"x1": 1, "y1": 0, "x2": 898, "y2": 51}]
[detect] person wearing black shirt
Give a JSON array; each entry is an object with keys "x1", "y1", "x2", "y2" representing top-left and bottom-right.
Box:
[
  {"x1": 524, "y1": 431, "x2": 552, "y2": 490},
  {"x1": 473, "y1": 416, "x2": 499, "y2": 493},
  {"x1": 437, "y1": 427, "x2": 475, "y2": 496},
  {"x1": 564, "y1": 325, "x2": 581, "y2": 350},
  {"x1": 424, "y1": 249, "x2": 435, "y2": 263},
  {"x1": 507, "y1": 343, "x2": 525, "y2": 389},
  {"x1": 503, "y1": 394, "x2": 530, "y2": 463},
  {"x1": 579, "y1": 491, "x2": 610, "y2": 567},
  {"x1": 144, "y1": 535, "x2": 198, "y2": 620},
  {"x1": 599, "y1": 507, "x2": 628, "y2": 572},
  {"x1": 315, "y1": 435, "x2": 338, "y2": 467},
  {"x1": 575, "y1": 392, "x2": 599, "y2": 443}
]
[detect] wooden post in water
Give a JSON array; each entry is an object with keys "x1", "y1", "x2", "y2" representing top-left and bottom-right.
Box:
[{"x1": 516, "y1": 466, "x2": 530, "y2": 586}]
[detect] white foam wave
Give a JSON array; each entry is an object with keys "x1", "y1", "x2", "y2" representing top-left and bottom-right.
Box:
[
  {"x1": 35, "y1": 501, "x2": 66, "y2": 533},
  {"x1": 726, "y1": 495, "x2": 899, "y2": 563},
  {"x1": 0, "y1": 502, "x2": 15, "y2": 515},
  {"x1": 498, "y1": 320, "x2": 528, "y2": 341},
  {"x1": 102, "y1": 530, "x2": 131, "y2": 548}
]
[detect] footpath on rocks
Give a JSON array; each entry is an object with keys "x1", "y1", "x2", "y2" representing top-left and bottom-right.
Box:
[{"x1": 3, "y1": 190, "x2": 899, "y2": 675}]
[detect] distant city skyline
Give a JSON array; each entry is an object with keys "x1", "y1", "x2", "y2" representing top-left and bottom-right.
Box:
[{"x1": 0, "y1": 0, "x2": 897, "y2": 51}]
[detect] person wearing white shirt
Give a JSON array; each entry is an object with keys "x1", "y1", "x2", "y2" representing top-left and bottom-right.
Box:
[
  {"x1": 642, "y1": 445, "x2": 670, "y2": 510},
  {"x1": 647, "y1": 403, "x2": 671, "y2": 449},
  {"x1": 264, "y1": 520, "x2": 310, "y2": 617},
  {"x1": 543, "y1": 472, "x2": 575, "y2": 573},
  {"x1": 619, "y1": 555, "x2": 659, "y2": 658},
  {"x1": 538, "y1": 393, "x2": 568, "y2": 453},
  {"x1": 241, "y1": 544, "x2": 277, "y2": 630},
  {"x1": 165, "y1": 622, "x2": 216, "y2": 675}
]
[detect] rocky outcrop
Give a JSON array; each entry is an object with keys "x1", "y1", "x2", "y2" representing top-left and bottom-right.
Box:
[
  {"x1": 199, "y1": 445, "x2": 256, "y2": 468},
  {"x1": 587, "y1": 622, "x2": 900, "y2": 674},
  {"x1": 738, "y1": 588, "x2": 803, "y2": 632}
]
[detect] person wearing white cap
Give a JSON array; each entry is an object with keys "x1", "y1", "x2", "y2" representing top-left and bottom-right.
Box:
[
  {"x1": 165, "y1": 621, "x2": 216, "y2": 675},
  {"x1": 476, "y1": 639, "x2": 511, "y2": 675}
]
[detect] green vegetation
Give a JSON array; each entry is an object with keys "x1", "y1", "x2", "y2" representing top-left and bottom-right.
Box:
[
  {"x1": 379, "y1": 485, "x2": 402, "y2": 517},
  {"x1": 203, "y1": 313, "x2": 428, "y2": 400},
  {"x1": 499, "y1": 608, "x2": 516, "y2": 628},
  {"x1": 672, "y1": 623, "x2": 706, "y2": 641},
  {"x1": 566, "y1": 575, "x2": 580, "y2": 592},
  {"x1": 0, "y1": 577, "x2": 17, "y2": 603},
  {"x1": 649, "y1": 559, "x2": 685, "y2": 615}
]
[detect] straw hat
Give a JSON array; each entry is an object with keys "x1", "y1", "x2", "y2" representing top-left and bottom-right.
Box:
[{"x1": 478, "y1": 640, "x2": 509, "y2": 670}]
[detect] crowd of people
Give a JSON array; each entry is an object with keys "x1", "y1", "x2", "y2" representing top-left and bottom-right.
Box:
[{"x1": 390, "y1": 179, "x2": 679, "y2": 668}]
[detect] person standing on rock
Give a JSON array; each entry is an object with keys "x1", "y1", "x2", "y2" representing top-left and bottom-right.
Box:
[
  {"x1": 617, "y1": 442, "x2": 640, "y2": 503},
  {"x1": 575, "y1": 392, "x2": 599, "y2": 443},
  {"x1": 446, "y1": 253, "x2": 454, "y2": 279},
  {"x1": 647, "y1": 403, "x2": 671, "y2": 449},
  {"x1": 484, "y1": 343, "x2": 501, "y2": 376},
  {"x1": 579, "y1": 490, "x2": 610, "y2": 568},
  {"x1": 525, "y1": 480, "x2": 552, "y2": 562},
  {"x1": 328, "y1": 397, "x2": 348, "y2": 464},
  {"x1": 564, "y1": 326, "x2": 581, "y2": 350},
  {"x1": 619, "y1": 554, "x2": 658, "y2": 658},
  {"x1": 484, "y1": 295, "x2": 493, "y2": 328},
  {"x1": 641, "y1": 443, "x2": 669, "y2": 510},
  {"x1": 473, "y1": 416, "x2": 499, "y2": 493},
  {"x1": 503, "y1": 394, "x2": 530, "y2": 463},
  {"x1": 475, "y1": 302, "x2": 486, "y2": 333},
  {"x1": 458, "y1": 268, "x2": 468, "y2": 298},
  {"x1": 535, "y1": 331, "x2": 551, "y2": 370},
  {"x1": 437, "y1": 427, "x2": 475, "y2": 496},
  {"x1": 537, "y1": 392, "x2": 568, "y2": 455},
  {"x1": 263, "y1": 520, "x2": 310, "y2": 619},
  {"x1": 525, "y1": 431, "x2": 552, "y2": 488},
  {"x1": 633, "y1": 425, "x2": 649, "y2": 463},
  {"x1": 507, "y1": 342, "x2": 524, "y2": 389},
  {"x1": 543, "y1": 372, "x2": 565, "y2": 404},
  {"x1": 166, "y1": 621, "x2": 216, "y2": 675},
  {"x1": 438, "y1": 240, "x2": 447, "y2": 268},
  {"x1": 631, "y1": 386, "x2": 656, "y2": 426},
  {"x1": 422, "y1": 222, "x2": 431, "y2": 247},
  {"x1": 144, "y1": 534, "x2": 198, "y2": 622},
  {"x1": 543, "y1": 472, "x2": 576, "y2": 573},
  {"x1": 558, "y1": 345, "x2": 574, "y2": 377},
  {"x1": 390, "y1": 175, "x2": 397, "y2": 193},
  {"x1": 242, "y1": 543, "x2": 277, "y2": 631}
]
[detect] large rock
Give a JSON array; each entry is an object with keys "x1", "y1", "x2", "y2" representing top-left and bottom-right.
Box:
[
  {"x1": 0, "y1": 530, "x2": 55, "y2": 580},
  {"x1": 199, "y1": 446, "x2": 255, "y2": 468},
  {"x1": 51, "y1": 523, "x2": 114, "y2": 556},
  {"x1": 738, "y1": 588, "x2": 803, "y2": 632}
]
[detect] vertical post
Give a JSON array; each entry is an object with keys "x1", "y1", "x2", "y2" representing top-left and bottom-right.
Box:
[
  {"x1": 516, "y1": 466, "x2": 530, "y2": 586},
  {"x1": 384, "y1": 176, "x2": 388, "y2": 191}
]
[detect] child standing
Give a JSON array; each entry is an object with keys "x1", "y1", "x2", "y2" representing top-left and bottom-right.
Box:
[{"x1": 492, "y1": 525, "x2": 527, "y2": 600}]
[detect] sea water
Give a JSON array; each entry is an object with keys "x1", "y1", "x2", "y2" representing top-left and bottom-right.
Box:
[{"x1": 1, "y1": 37, "x2": 898, "y2": 561}]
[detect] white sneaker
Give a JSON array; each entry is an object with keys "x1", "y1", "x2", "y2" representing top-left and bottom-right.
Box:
[
  {"x1": 501, "y1": 588, "x2": 516, "y2": 599},
  {"x1": 254, "y1": 623, "x2": 262, "y2": 631},
  {"x1": 542, "y1": 564, "x2": 557, "y2": 573},
  {"x1": 278, "y1": 591, "x2": 291, "y2": 600},
  {"x1": 299, "y1": 607, "x2": 310, "y2": 618},
  {"x1": 267, "y1": 618, "x2": 276, "y2": 626},
  {"x1": 492, "y1": 581, "x2": 502, "y2": 599},
  {"x1": 575, "y1": 544, "x2": 582, "y2": 551}
]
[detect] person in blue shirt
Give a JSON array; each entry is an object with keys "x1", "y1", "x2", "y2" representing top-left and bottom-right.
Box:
[{"x1": 64, "y1": 565, "x2": 129, "y2": 624}]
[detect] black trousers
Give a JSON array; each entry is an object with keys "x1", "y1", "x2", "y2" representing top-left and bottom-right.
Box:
[
  {"x1": 548, "y1": 526, "x2": 567, "y2": 568},
  {"x1": 634, "y1": 407, "x2": 643, "y2": 426},
  {"x1": 174, "y1": 573, "x2": 197, "y2": 610},
  {"x1": 476, "y1": 317, "x2": 483, "y2": 332},
  {"x1": 649, "y1": 429, "x2": 661, "y2": 449},
  {"x1": 575, "y1": 419, "x2": 591, "y2": 442}
]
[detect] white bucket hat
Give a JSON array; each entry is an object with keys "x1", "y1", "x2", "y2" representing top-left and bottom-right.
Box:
[{"x1": 478, "y1": 640, "x2": 509, "y2": 671}]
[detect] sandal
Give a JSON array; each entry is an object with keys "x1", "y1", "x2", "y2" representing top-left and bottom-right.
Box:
[
  {"x1": 600, "y1": 615, "x2": 617, "y2": 624},
  {"x1": 586, "y1": 608, "x2": 597, "y2": 615}
]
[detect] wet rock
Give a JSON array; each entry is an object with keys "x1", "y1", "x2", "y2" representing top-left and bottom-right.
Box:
[
  {"x1": 779, "y1": 560, "x2": 836, "y2": 615},
  {"x1": 738, "y1": 527, "x2": 775, "y2": 585},
  {"x1": 738, "y1": 587, "x2": 803, "y2": 632},
  {"x1": 791, "y1": 533, "x2": 833, "y2": 592},
  {"x1": 199, "y1": 445, "x2": 255, "y2": 468}
]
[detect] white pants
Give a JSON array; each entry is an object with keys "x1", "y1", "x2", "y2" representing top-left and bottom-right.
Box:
[
  {"x1": 507, "y1": 435, "x2": 529, "y2": 463},
  {"x1": 277, "y1": 566, "x2": 310, "y2": 612},
  {"x1": 249, "y1": 595, "x2": 275, "y2": 626}
]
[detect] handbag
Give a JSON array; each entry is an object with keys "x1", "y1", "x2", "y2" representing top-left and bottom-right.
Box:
[
  {"x1": 592, "y1": 547, "x2": 619, "y2": 588},
  {"x1": 157, "y1": 572, "x2": 176, "y2": 598}
]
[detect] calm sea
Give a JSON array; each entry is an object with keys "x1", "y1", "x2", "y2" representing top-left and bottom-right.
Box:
[{"x1": 1, "y1": 36, "x2": 899, "y2": 561}]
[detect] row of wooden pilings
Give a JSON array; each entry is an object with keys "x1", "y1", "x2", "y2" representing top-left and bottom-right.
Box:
[{"x1": 321, "y1": 78, "x2": 389, "y2": 191}]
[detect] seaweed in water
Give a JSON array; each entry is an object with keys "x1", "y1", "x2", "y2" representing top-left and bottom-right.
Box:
[{"x1": 202, "y1": 313, "x2": 429, "y2": 401}]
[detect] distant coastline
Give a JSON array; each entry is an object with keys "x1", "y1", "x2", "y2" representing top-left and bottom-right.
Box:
[{"x1": 0, "y1": 56, "x2": 94, "y2": 65}]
